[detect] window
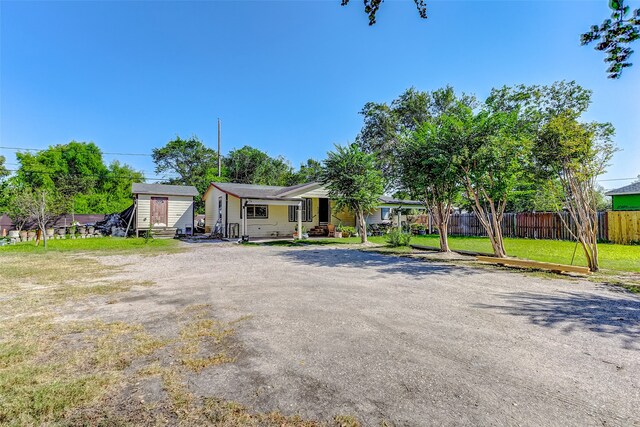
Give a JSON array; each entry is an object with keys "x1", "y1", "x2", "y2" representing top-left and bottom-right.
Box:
[
  {"x1": 217, "y1": 197, "x2": 223, "y2": 221},
  {"x1": 289, "y1": 198, "x2": 312, "y2": 222},
  {"x1": 381, "y1": 208, "x2": 391, "y2": 220},
  {"x1": 247, "y1": 205, "x2": 268, "y2": 219}
]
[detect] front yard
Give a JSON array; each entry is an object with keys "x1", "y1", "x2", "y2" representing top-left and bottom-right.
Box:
[
  {"x1": 288, "y1": 235, "x2": 640, "y2": 273},
  {"x1": 1, "y1": 239, "x2": 639, "y2": 425}
]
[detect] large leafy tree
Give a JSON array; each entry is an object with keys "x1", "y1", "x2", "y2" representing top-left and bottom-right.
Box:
[
  {"x1": 399, "y1": 118, "x2": 461, "y2": 252},
  {"x1": 12, "y1": 141, "x2": 143, "y2": 214},
  {"x1": 534, "y1": 113, "x2": 616, "y2": 271},
  {"x1": 152, "y1": 136, "x2": 219, "y2": 211},
  {"x1": 321, "y1": 143, "x2": 384, "y2": 244},
  {"x1": 582, "y1": 0, "x2": 640, "y2": 78},
  {"x1": 223, "y1": 145, "x2": 294, "y2": 186},
  {"x1": 357, "y1": 86, "x2": 475, "y2": 188},
  {"x1": 292, "y1": 158, "x2": 324, "y2": 184},
  {"x1": 456, "y1": 108, "x2": 531, "y2": 258}
]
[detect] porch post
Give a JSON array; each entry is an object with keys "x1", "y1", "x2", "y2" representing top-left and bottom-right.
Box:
[
  {"x1": 241, "y1": 200, "x2": 247, "y2": 240},
  {"x1": 297, "y1": 201, "x2": 302, "y2": 240}
]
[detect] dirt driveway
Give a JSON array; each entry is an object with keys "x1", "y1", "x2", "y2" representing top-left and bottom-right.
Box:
[{"x1": 93, "y1": 243, "x2": 639, "y2": 426}]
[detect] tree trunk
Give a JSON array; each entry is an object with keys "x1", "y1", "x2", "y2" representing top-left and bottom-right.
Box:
[
  {"x1": 432, "y1": 202, "x2": 451, "y2": 252},
  {"x1": 358, "y1": 210, "x2": 367, "y2": 244},
  {"x1": 438, "y1": 222, "x2": 450, "y2": 252}
]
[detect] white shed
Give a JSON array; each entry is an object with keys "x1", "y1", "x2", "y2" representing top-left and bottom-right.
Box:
[{"x1": 131, "y1": 183, "x2": 199, "y2": 237}]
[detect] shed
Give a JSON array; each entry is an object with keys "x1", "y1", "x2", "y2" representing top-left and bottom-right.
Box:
[
  {"x1": 131, "y1": 183, "x2": 199, "y2": 236},
  {"x1": 605, "y1": 181, "x2": 640, "y2": 211}
]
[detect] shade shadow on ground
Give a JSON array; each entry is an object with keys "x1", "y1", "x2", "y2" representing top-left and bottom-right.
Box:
[
  {"x1": 476, "y1": 291, "x2": 640, "y2": 350},
  {"x1": 278, "y1": 247, "x2": 478, "y2": 279}
]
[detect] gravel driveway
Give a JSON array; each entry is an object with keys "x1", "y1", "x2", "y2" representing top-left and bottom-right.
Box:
[{"x1": 99, "y1": 243, "x2": 640, "y2": 426}]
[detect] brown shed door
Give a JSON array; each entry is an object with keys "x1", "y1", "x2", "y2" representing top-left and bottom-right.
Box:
[{"x1": 150, "y1": 197, "x2": 168, "y2": 226}]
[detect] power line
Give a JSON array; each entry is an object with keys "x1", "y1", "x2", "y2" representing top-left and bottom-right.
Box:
[
  {"x1": 0, "y1": 146, "x2": 152, "y2": 157},
  {"x1": 597, "y1": 177, "x2": 638, "y2": 182},
  {"x1": 4, "y1": 168, "x2": 174, "y2": 182}
]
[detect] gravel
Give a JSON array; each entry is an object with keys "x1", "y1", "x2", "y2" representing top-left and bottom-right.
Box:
[{"x1": 94, "y1": 243, "x2": 640, "y2": 426}]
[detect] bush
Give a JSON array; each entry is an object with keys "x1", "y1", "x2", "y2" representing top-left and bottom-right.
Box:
[
  {"x1": 386, "y1": 229, "x2": 412, "y2": 247},
  {"x1": 341, "y1": 226, "x2": 356, "y2": 237}
]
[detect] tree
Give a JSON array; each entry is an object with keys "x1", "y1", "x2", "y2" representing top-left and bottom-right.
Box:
[
  {"x1": 152, "y1": 136, "x2": 219, "y2": 212},
  {"x1": 399, "y1": 119, "x2": 461, "y2": 252},
  {"x1": 293, "y1": 158, "x2": 324, "y2": 184},
  {"x1": 4, "y1": 184, "x2": 31, "y2": 232},
  {"x1": 582, "y1": 0, "x2": 640, "y2": 78},
  {"x1": 533, "y1": 113, "x2": 616, "y2": 271},
  {"x1": 340, "y1": 0, "x2": 427, "y2": 25},
  {"x1": 22, "y1": 188, "x2": 66, "y2": 248},
  {"x1": 321, "y1": 143, "x2": 384, "y2": 244},
  {"x1": 0, "y1": 155, "x2": 8, "y2": 179},
  {"x1": 13, "y1": 141, "x2": 142, "y2": 214},
  {"x1": 223, "y1": 146, "x2": 294, "y2": 186},
  {"x1": 457, "y1": 108, "x2": 531, "y2": 258},
  {"x1": 357, "y1": 86, "x2": 475, "y2": 189}
]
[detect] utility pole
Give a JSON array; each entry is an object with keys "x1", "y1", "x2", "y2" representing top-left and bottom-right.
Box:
[{"x1": 217, "y1": 118, "x2": 221, "y2": 177}]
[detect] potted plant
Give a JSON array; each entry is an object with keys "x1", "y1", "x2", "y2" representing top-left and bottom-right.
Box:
[
  {"x1": 334, "y1": 223, "x2": 343, "y2": 239},
  {"x1": 342, "y1": 226, "x2": 356, "y2": 238},
  {"x1": 293, "y1": 225, "x2": 308, "y2": 239}
]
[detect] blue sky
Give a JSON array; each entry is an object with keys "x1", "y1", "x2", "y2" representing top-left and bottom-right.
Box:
[{"x1": 1, "y1": 0, "x2": 638, "y2": 188}]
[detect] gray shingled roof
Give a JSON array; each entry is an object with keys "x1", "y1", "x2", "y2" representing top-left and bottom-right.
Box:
[
  {"x1": 132, "y1": 183, "x2": 199, "y2": 197},
  {"x1": 212, "y1": 182, "x2": 290, "y2": 199},
  {"x1": 605, "y1": 181, "x2": 640, "y2": 196},
  {"x1": 379, "y1": 195, "x2": 423, "y2": 205}
]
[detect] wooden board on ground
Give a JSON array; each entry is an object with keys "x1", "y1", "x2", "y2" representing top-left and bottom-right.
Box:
[{"x1": 476, "y1": 256, "x2": 592, "y2": 275}]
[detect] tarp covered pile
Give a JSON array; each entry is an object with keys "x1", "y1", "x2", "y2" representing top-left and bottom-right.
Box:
[{"x1": 94, "y1": 205, "x2": 134, "y2": 236}]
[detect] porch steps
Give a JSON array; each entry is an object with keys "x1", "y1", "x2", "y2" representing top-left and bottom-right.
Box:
[
  {"x1": 308, "y1": 225, "x2": 328, "y2": 237},
  {"x1": 150, "y1": 227, "x2": 178, "y2": 239}
]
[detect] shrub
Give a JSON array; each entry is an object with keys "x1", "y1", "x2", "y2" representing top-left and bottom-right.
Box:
[
  {"x1": 341, "y1": 226, "x2": 356, "y2": 237},
  {"x1": 386, "y1": 229, "x2": 412, "y2": 247}
]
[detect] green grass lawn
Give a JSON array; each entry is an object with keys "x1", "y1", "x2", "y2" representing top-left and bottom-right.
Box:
[
  {"x1": 286, "y1": 235, "x2": 640, "y2": 273},
  {"x1": 408, "y1": 235, "x2": 640, "y2": 273},
  {"x1": 0, "y1": 237, "x2": 182, "y2": 254}
]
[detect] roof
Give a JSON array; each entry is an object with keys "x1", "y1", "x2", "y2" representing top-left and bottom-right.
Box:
[
  {"x1": 211, "y1": 182, "x2": 290, "y2": 199},
  {"x1": 379, "y1": 196, "x2": 423, "y2": 206},
  {"x1": 132, "y1": 183, "x2": 199, "y2": 197},
  {"x1": 207, "y1": 182, "x2": 423, "y2": 206},
  {"x1": 605, "y1": 181, "x2": 640, "y2": 196}
]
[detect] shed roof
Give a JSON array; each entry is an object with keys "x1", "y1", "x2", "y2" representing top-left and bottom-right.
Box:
[
  {"x1": 132, "y1": 183, "x2": 199, "y2": 197},
  {"x1": 605, "y1": 181, "x2": 640, "y2": 196}
]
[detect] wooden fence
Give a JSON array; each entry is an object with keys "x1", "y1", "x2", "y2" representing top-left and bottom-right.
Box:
[
  {"x1": 607, "y1": 211, "x2": 640, "y2": 244},
  {"x1": 415, "y1": 212, "x2": 611, "y2": 242}
]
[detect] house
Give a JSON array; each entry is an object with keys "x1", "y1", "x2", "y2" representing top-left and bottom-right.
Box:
[
  {"x1": 202, "y1": 181, "x2": 424, "y2": 239},
  {"x1": 605, "y1": 181, "x2": 640, "y2": 211},
  {"x1": 131, "y1": 183, "x2": 198, "y2": 237},
  {"x1": 366, "y1": 196, "x2": 424, "y2": 228}
]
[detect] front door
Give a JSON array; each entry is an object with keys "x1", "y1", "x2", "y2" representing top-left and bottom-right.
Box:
[
  {"x1": 319, "y1": 198, "x2": 329, "y2": 224},
  {"x1": 150, "y1": 197, "x2": 168, "y2": 227}
]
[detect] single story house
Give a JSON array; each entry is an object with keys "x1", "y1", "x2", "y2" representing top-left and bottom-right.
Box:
[
  {"x1": 606, "y1": 181, "x2": 640, "y2": 211},
  {"x1": 367, "y1": 196, "x2": 424, "y2": 228},
  {"x1": 203, "y1": 181, "x2": 424, "y2": 239},
  {"x1": 132, "y1": 183, "x2": 198, "y2": 236}
]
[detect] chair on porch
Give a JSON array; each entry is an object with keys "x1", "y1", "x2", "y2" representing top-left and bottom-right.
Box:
[{"x1": 327, "y1": 224, "x2": 336, "y2": 237}]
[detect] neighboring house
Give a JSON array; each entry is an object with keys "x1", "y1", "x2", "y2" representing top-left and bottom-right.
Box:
[
  {"x1": 132, "y1": 183, "x2": 198, "y2": 236},
  {"x1": 203, "y1": 181, "x2": 423, "y2": 239},
  {"x1": 366, "y1": 196, "x2": 425, "y2": 228},
  {"x1": 605, "y1": 181, "x2": 640, "y2": 211}
]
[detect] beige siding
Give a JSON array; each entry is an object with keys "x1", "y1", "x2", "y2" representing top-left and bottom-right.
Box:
[
  {"x1": 331, "y1": 201, "x2": 356, "y2": 227},
  {"x1": 365, "y1": 208, "x2": 409, "y2": 227},
  {"x1": 136, "y1": 194, "x2": 194, "y2": 230}
]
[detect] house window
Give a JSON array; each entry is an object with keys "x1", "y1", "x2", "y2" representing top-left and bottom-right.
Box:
[
  {"x1": 289, "y1": 198, "x2": 312, "y2": 222},
  {"x1": 217, "y1": 197, "x2": 223, "y2": 221},
  {"x1": 247, "y1": 205, "x2": 268, "y2": 219},
  {"x1": 381, "y1": 208, "x2": 391, "y2": 220}
]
